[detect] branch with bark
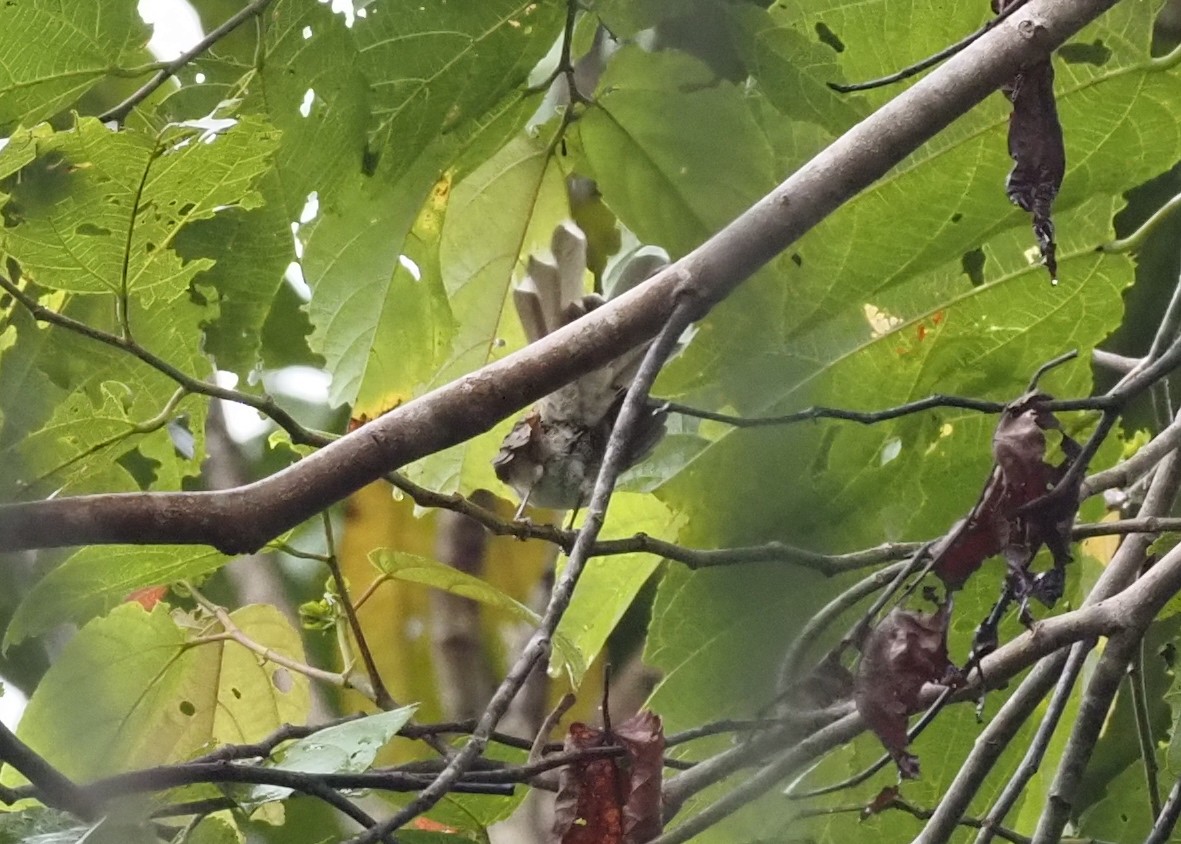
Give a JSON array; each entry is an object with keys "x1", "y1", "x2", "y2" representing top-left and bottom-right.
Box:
[{"x1": 0, "y1": 0, "x2": 1119, "y2": 555}]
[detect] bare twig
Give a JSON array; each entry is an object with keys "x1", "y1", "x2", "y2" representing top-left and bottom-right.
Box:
[
  {"x1": 1146, "y1": 777, "x2": 1181, "y2": 844},
  {"x1": 828, "y1": 0, "x2": 1032, "y2": 92},
  {"x1": 349, "y1": 297, "x2": 703, "y2": 842},
  {"x1": 799, "y1": 797, "x2": 1041, "y2": 844},
  {"x1": 776, "y1": 560, "x2": 910, "y2": 694},
  {"x1": 0, "y1": 274, "x2": 328, "y2": 448},
  {"x1": 654, "y1": 714, "x2": 864, "y2": 844},
  {"x1": 1129, "y1": 639, "x2": 1163, "y2": 819},
  {"x1": 1031, "y1": 631, "x2": 1143, "y2": 843},
  {"x1": 1100, "y1": 188, "x2": 1181, "y2": 254},
  {"x1": 973, "y1": 643, "x2": 1090, "y2": 844},
  {"x1": 785, "y1": 686, "x2": 955, "y2": 800},
  {"x1": 0, "y1": 722, "x2": 99, "y2": 819},
  {"x1": 1092, "y1": 348, "x2": 1141, "y2": 374},
  {"x1": 98, "y1": 0, "x2": 276, "y2": 124},
  {"x1": 320, "y1": 512, "x2": 397, "y2": 711},
  {"x1": 186, "y1": 582, "x2": 377, "y2": 699}
]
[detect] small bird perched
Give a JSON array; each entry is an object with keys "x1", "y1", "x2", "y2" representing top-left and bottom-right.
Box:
[{"x1": 493, "y1": 221, "x2": 669, "y2": 517}]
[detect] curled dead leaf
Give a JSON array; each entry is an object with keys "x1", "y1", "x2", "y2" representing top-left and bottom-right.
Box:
[
  {"x1": 551, "y1": 710, "x2": 665, "y2": 844},
  {"x1": 854, "y1": 603, "x2": 958, "y2": 777}
]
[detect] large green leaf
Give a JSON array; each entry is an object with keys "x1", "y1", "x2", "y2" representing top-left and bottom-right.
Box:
[
  {"x1": 371, "y1": 549, "x2": 585, "y2": 680},
  {"x1": 4, "y1": 544, "x2": 232, "y2": 648},
  {"x1": 0, "y1": 1, "x2": 150, "y2": 132},
  {"x1": 407, "y1": 132, "x2": 569, "y2": 493},
  {"x1": 1, "y1": 117, "x2": 277, "y2": 296},
  {"x1": 0, "y1": 117, "x2": 279, "y2": 496},
  {"x1": 353, "y1": 0, "x2": 564, "y2": 180},
  {"x1": 580, "y1": 47, "x2": 778, "y2": 261},
  {"x1": 4, "y1": 603, "x2": 310, "y2": 783},
  {"x1": 301, "y1": 154, "x2": 453, "y2": 409}
]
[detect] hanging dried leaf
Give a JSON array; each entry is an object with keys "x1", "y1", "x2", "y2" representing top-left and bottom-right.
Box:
[
  {"x1": 854, "y1": 603, "x2": 957, "y2": 777},
  {"x1": 551, "y1": 711, "x2": 665, "y2": 844},
  {"x1": 933, "y1": 392, "x2": 1080, "y2": 598},
  {"x1": 993, "y1": 0, "x2": 1065, "y2": 283},
  {"x1": 616, "y1": 711, "x2": 664, "y2": 843}
]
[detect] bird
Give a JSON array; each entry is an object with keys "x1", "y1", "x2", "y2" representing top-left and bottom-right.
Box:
[{"x1": 493, "y1": 220, "x2": 669, "y2": 518}]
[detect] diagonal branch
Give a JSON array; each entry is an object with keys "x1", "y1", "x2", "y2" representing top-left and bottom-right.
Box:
[{"x1": 0, "y1": 0, "x2": 1124, "y2": 556}]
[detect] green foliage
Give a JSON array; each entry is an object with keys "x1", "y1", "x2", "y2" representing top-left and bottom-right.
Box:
[
  {"x1": 246, "y1": 706, "x2": 418, "y2": 806},
  {"x1": 2, "y1": 603, "x2": 309, "y2": 783},
  {"x1": 4, "y1": 544, "x2": 229, "y2": 647},
  {"x1": 0, "y1": 0, "x2": 1179, "y2": 839},
  {"x1": 372, "y1": 549, "x2": 586, "y2": 679}
]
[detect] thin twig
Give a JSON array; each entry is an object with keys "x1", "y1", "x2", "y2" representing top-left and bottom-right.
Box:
[
  {"x1": 653, "y1": 714, "x2": 863, "y2": 844},
  {"x1": 785, "y1": 686, "x2": 954, "y2": 800},
  {"x1": 321, "y1": 512, "x2": 396, "y2": 711},
  {"x1": 1092, "y1": 348, "x2": 1141, "y2": 374},
  {"x1": 1100, "y1": 189, "x2": 1181, "y2": 254},
  {"x1": 0, "y1": 722, "x2": 100, "y2": 819},
  {"x1": 348, "y1": 297, "x2": 703, "y2": 842},
  {"x1": 1146, "y1": 777, "x2": 1181, "y2": 844},
  {"x1": 186, "y1": 582, "x2": 376, "y2": 699},
  {"x1": 98, "y1": 0, "x2": 277, "y2": 124},
  {"x1": 1129, "y1": 639, "x2": 1163, "y2": 819},
  {"x1": 973, "y1": 643, "x2": 1090, "y2": 844},
  {"x1": 797, "y1": 798, "x2": 1036, "y2": 844},
  {"x1": 1032, "y1": 631, "x2": 1143, "y2": 843},
  {"x1": 827, "y1": 0, "x2": 1032, "y2": 92},
  {"x1": 0, "y1": 274, "x2": 329, "y2": 447}
]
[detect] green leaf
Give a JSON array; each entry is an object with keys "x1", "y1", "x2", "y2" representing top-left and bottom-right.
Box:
[
  {"x1": 1, "y1": 117, "x2": 278, "y2": 296},
  {"x1": 0, "y1": 1, "x2": 150, "y2": 132},
  {"x1": 4, "y1": 543, "x2": 232, "y2": 648},
  {"x1": 733, "y1": 4, "x2": 870, "y2": 134},
  {"x1": 301, "y1": 155, "x2": 452, "y2": 409},
  {"x1": 4, "y1": 603, "x2": 310, "y2": 783},
  {"x1": 247, "y1": 705, "x2": 419, "y2": 805},
  {"x1": 353, "y1": 0, "x2": 564, "y2": 180},
  {"x1": 0, "y1": 808, "x2": 79, "y2": 844},
  {"x1": 178, "y1": 183, "x2": 295, "y2": 379},
  {"x1": 556, "y1": 494, "x2": 682, "y2": 684},
  {"x1": 580, "y1": 47, "x2": 778, "y2": 260},
  {"x1": 371, "y1": 549, "x2": 585, "y2": 680},
  {"x1": 407, "y1": 132, "x2": 569, "y2": 494}
]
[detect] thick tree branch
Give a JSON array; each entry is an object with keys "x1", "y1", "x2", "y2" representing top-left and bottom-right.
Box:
[{"x1": 0, "y1": 0, "x2": 1120, "y2": 555}]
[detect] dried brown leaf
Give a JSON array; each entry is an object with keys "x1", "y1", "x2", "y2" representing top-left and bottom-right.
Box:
[
  {"x1": 993, "y1": 0, "x2": 1065, "y2": 282},
  {"x1": 551, "y1": 711, "x2": 665, "y2": 844},
  {"x1": 854, "y1": 603, "x2": 956, "y2": 777}
]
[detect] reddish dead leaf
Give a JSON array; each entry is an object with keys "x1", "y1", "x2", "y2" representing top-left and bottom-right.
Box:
[
  {"x1": 551, "y1": 711, "x2": 665, "y2": 844},
  {"x1": 552, "y1": 723, "x2": 624, "y2": 844},
  {"x1": 125, "y1": 585, "x2": 168, "y2": 610},
  {"x1": 993, "y1": 0, "x2": 1065, "y2": 282},
  {"x1": 861, "y1": 785, "x2": 900, "y2": 819},
  {"x1": 933, "y1": 392, "x2": 1080, "y2": 595},
  {"x1": 615, "y1": 711, "x2": 664, "y2": 843},
  {"x1": 410, "y1": 818, "x2": 459, "y2": 833},
  {"x1": 854, "y1": 603, "x2": 957, "y2": 777}
]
